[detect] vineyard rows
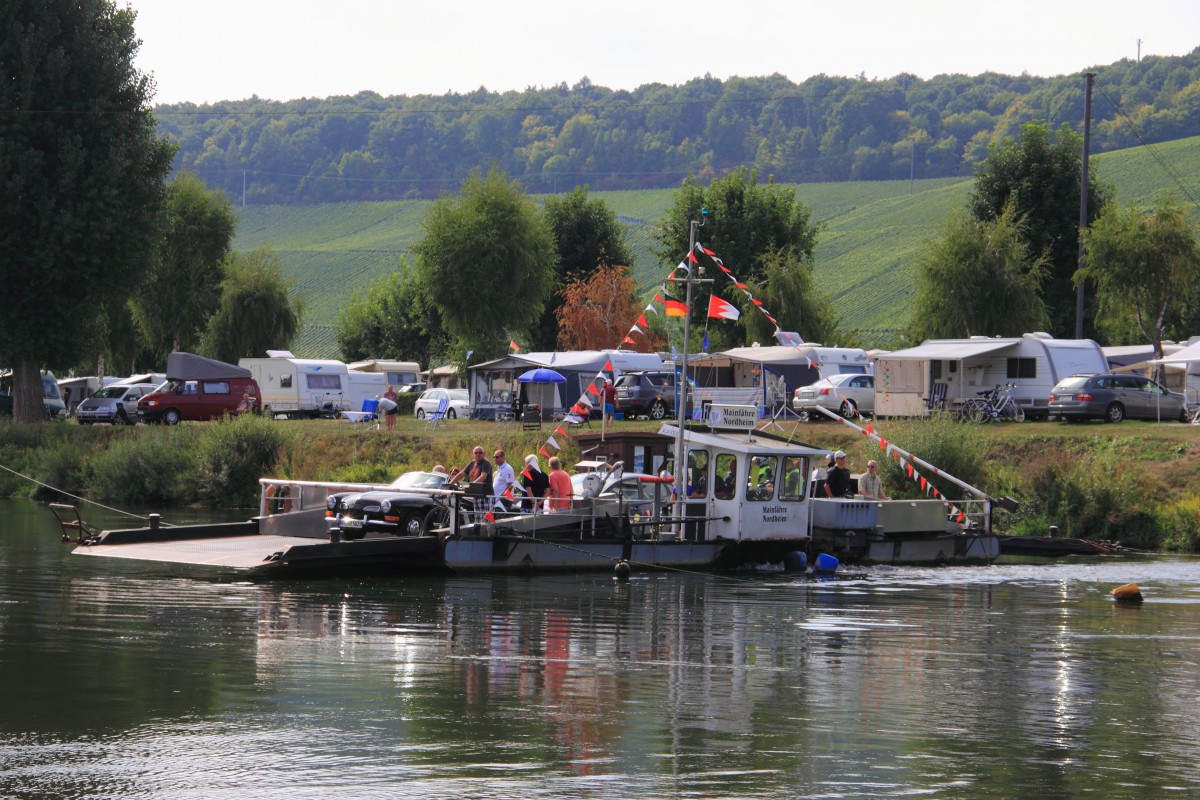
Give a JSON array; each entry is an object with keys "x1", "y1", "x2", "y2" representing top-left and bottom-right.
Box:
[{"x1": 231, "y1": 137, "x2": 1200, "y2": 358}]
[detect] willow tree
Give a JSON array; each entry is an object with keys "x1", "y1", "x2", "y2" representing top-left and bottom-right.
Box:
[
  {"x1": 909, "y1": 203, "x2": 1049, "y2": 341},
  {"x1": 132, "y1": 172, "x2": 237, "y2": 362},
  {"x1": 1080, "y1": 194, "x2": 1200, "y2": 359},
  {"x1": 416, "y1": 168, "x2": 557, "y2": 358},
  {"x1": 202, "y1": 248, "x2": 303, "y2": 363},
  {"x1": 0, "y1": 0, "x2": 174, "y2": 422}
]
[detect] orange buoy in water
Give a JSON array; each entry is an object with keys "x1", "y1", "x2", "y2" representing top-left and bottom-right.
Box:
[{"x1": 1111, "y1": 583, "x2": 1144, "y2": 603}]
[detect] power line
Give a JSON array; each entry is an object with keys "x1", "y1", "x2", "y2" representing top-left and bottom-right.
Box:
[{"x1": 1094, "y1": 84, "x2": 1199, "y2": 206}]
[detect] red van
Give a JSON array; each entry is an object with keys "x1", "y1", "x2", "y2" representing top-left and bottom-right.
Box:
[{"x1": 137, "y1": 352, "x2": 262, "y2": 425}]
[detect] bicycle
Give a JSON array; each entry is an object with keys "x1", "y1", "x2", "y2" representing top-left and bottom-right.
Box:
[{"x1": 958, "y1": 383, "x2": 1025, "y2": 423}]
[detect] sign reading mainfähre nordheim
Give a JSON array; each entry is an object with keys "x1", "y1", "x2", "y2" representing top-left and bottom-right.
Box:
[{"x1": 707, "y1": 404, "x2": 757, "y2": 430}]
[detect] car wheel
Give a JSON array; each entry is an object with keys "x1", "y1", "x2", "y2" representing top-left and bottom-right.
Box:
[
  {"x1": 163, "y1": 409, "x2": 181, "y2": 426},
  {"x1": 1180, "y1": 407, "x2": 1191, "y2": 423},
  {"x1": 416, "y1": 409, "x2": 426, "y2": 419},
  {"x1": 447, "y1": 408, "x2": 457, "y2": 419},
  {"x1": 796, "y1": 409, "x2": 811, "y2": 423},
  {"x1": 649, "y1": 400, "x2": 667, "y2": 420},
  {"x1": 1104, "y1": 402, "x2": 1125, "y2": 423},
  {"x1": 839, "y1": 400, "x2": 857, "y2": 420},
  {"x1": 401, "y1": 512, "x2": 426, "y2": 537}
]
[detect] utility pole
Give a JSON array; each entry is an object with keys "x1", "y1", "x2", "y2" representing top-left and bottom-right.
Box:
[
  {"x1": 1075, "y1": 72, "x2": 1094, "y2": 340},
  {"x1": 1137, "y1": 38, "x2": 1143, "y2": 61},
  {"x1": 242, "y1": 170, "x2": 247, "y2": 207}
]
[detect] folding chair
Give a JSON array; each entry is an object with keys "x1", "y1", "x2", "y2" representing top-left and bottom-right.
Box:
[
  {"x1": 341, "y1": 397, "x2": 378, "y2": 424},
  {"x1": 925, "y1": 382, "x2": 948, "y2": 413},
  {"x1": 425, "y1": 395, "x2": 450, "y2": 429}
]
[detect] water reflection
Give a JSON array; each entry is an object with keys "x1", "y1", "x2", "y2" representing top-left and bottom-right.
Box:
[{"x1": 1, "y1": 499, "x2": 1199, "y2": 799}]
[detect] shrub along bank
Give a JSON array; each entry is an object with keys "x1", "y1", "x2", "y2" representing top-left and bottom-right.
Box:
[{"x1": 0, "y1": 415, "x2": 1197, "y2": 553}]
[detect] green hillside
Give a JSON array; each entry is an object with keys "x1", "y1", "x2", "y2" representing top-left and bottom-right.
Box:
[{"x1": 234, "y1": 136, "x2": 1200, "y2": 358}]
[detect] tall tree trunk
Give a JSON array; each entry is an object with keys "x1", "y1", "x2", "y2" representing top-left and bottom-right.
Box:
[{"x1": 13, "y1": 361, "x2": 45, "y2": 424}]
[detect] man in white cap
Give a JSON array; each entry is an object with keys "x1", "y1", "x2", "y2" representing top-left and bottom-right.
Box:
[{"x1": 824, "y1": 450, "x2": 853, "y2": 498}]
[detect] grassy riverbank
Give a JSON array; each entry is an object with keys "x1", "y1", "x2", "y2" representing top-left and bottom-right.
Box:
[{"x1": 2, "y1": 415, "x2": 1197, "y2": 552}]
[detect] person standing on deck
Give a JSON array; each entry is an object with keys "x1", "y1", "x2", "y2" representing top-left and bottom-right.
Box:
[
  {"x1": 450, "y1": 447, "x2": 492, "y2": 487},
  {"x1": 520, "y1": 454, "x2": 550, "y2": 512},
  {"x1": 859, "y1": 460, "x2": 888, "y2": 499},
  {"x1": 546, "y1": 457, "x2": 573, "y2": 512},
  {"x1": 825, "y1": 451, "x2": 853, "y2": 498},
  {"x1": 492, "y1": 450, "x2": 515, "y2": 510}
]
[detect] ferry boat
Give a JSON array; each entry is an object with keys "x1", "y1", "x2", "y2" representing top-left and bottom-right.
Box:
[{"x1": 68, "y1": 420, "x2": 1001, "y2": 577}]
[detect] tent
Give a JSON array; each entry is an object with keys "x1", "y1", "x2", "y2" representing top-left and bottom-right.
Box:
[
  {"x1": 467, "y1": 350, "x2": 664, "y2": 420},
  {"x1": 689, "y1": 345, "x2": 872, "y2": 408}
]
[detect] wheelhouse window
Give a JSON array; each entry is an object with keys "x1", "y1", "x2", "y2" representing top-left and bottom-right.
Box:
[
  {"x1": 687, "y1": 449, "x2": 709, "y2": 498},
  {"x1": 714, "y1": 453, "x2": 737, "y2": 500},
  {"x1": 747, "y1": 455, "x2": 777, "y2": 501},
  {"x1": 779, "y1": 456, "x2": 808, "y2": 501}
]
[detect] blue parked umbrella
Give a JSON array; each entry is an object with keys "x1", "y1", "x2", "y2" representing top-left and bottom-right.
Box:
[{"x1": 518, "y1": 367, "x2": 566, "y2": 383}]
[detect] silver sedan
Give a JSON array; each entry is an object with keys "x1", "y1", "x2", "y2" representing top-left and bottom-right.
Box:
[{"x1": 792, "y1": 374, "x2": 874, "y2": 420}]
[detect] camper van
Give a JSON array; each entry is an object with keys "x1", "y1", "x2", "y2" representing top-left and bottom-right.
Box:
[
  {"x1": 239, "y1": 351, "x2": 354, "y2": 418},
  {"x1": 874, "y1": 333, "x2": 1107, "y2": 418},
  {"x1": 0, "y1": 369, "x2": 66, "y2": 419},
  {"x1": 137, "y1": 353, "x2": 260, "y2": 424}
]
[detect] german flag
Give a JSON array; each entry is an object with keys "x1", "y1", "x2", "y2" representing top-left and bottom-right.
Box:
[{"x1": 664, "y1": 299, "x2": 689, "y2": 317}]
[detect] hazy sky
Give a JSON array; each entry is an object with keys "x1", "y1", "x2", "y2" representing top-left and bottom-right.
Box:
[{"x1": 126, "y1": 0, "x2": 1198, "y2": 105}]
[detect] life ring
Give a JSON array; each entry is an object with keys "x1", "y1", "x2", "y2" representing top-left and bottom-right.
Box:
[{"x1": 262, "y1": 484, "x2": 293, "y2": 516}]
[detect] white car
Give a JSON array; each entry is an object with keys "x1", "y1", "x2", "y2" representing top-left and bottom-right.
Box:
[
  {"x1": 792, "y1": 373, "x2": 874, "y2": 420},
  {"x1": 414, "y1": 388, "x2": 469, "y2": 419}
]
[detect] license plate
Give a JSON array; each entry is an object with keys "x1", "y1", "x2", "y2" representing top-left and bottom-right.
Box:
[{"x1": 339, "y1": 517, "x2": 364, "y2": 529}]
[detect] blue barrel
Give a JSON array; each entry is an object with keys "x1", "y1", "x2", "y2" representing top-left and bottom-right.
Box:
[
  {"x1": 784, "y1": 551, "x2": 808, "y2": 572},
  {"x1": 815, "y1": 552, "x2": 839, "y2": 572}
]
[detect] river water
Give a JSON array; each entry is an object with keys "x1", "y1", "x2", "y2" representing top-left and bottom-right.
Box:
[{"x1": 1, "y1": 498, "x2": 1198, "y2": 800}]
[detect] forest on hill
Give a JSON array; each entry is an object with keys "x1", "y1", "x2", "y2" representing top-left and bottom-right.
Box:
[{"x1": 157, "y1": 50, "x2": 1200, "y2": 204}]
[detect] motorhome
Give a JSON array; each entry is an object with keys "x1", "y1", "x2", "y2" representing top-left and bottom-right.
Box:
[
  {"x1": 239, "y1": 351, "x2": 352, "y2": 418},
  {"x1": 874, "y1": 333, "x2": 1107, "y2": 418}
]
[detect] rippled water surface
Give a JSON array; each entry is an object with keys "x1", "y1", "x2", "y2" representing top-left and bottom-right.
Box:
[{"x1": 2, "y1": 499, "x2": 1198, "y2": 799}]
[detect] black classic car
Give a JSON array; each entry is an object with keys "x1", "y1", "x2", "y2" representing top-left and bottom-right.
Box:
[{"x1": 326, "y1": 471, "x2": 452, "y2": 539}]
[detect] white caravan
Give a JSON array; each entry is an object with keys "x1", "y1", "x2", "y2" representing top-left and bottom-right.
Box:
[
  {"x1": 239, "y1": 351, "x2": 352, "y2": 418},
  {"x1": 874, "y1": 332, "x2": 1107, "y2": 418}
]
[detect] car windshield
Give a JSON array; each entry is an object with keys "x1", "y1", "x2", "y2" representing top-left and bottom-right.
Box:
[
  {"x1": 389, "y1": 472, "x2": 448, "y2": 489},
  {"x1": 93, "y1": 386, "x2": 128, "y2": 399}
]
